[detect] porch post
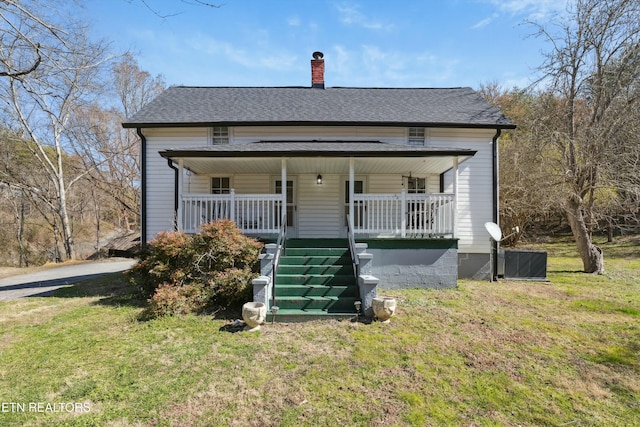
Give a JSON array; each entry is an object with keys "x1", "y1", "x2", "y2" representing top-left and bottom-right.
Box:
[
  {"x1": 452, "y1": 156, "x2": 459, "y2": 238},
  {"x1": 177, "y1": 159, "x2": 184, "y2": 231},
  {"x1": 349, "y1": 157, "x2": 355, "y2": 232},
  {"x1": 281, "y1": 158, "x2": 287, "y2": 227},
  {"x1": 401, "y1": 187, "x2": 406, "y2": 238},
  {"x1": 230, "y1": 188, "x2": 235, "y2": 222}
]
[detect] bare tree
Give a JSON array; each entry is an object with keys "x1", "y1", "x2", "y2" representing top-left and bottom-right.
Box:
[
  {"x1": 126, "y1": 0, "x2": 221, "y2": 19},
  {"x1": 0, "y1": 1, "x2": 112, "y2": 260},
  {"x1": 530, "y1": 0, "x2": 640, "y2": 273},
  {"x1": 0, "y1": 0, "x2": 50, "y2": 78},
  {"x1": 70, "y1": 53, "x2": 165, "y2": 232},
  {"x1": 480, "y1": 84, "x2": 565, "y2": 245}
]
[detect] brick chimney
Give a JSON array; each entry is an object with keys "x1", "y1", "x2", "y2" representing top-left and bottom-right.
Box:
[{"x1": 311, "y1": 51, "x2": 324, "y2": 89}]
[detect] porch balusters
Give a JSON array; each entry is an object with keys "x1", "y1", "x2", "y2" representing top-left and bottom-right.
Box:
[
  {"x1": 352, "y1": 192, "x2": 454, "y2": 238},
  {"x1": 181, "y1": 190, "x2": 453, "y2": 237},
  {"x1": 181, "y1": 191, "x2": 281, "y2": 234}
]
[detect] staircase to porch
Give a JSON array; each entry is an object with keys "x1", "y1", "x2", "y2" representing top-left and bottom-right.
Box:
[{"x1": 273, "y1": 239, "x2": 359, "y2": 321}]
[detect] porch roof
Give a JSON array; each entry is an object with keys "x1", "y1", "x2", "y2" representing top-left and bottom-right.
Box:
[
  {"x1": 160, "y1": 141, "x2": 475, "y2": 175},
  {"x1": 159, "y1": 141, "x2": 476, "y2": 158}
]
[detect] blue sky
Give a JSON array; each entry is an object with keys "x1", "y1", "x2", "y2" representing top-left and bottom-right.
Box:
[{"x1": 82, "y1": 0, "x2": 568, "y2": 89}]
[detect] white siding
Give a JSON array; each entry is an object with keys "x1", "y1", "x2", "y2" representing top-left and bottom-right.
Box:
[
  {"x1": 144, "y1": 128, "x2": 208, "y2": 240},
  {"x1": 142, "y1": 126, "x2": 498, "y2": 254},
  {"x1": 367, "y1": 174, "x2": 440, "y2": 193},
  {"x1": 185, "y1": 174, "x2": 209, "y2": 193},
  {"x1": 233, "y1": 175, "x2": 271, "y2": 194},
  {"x1": 233, "y1": 126, "x2": 406, "y2": 145},
  {"x1": 435, "y1": 129, "x2": 496, "y2": 254},
  {"x1": 368, "y1": 174, "x2": 401, "y2": 193}
]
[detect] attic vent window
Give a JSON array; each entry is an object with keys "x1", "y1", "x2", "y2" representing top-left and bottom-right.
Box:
[
  {"x1": 408, "y1": 127, "x2": 425, "y2": 146},
  {"x1": 212, "y1": 127, "x2": 229, "y2": 145}
]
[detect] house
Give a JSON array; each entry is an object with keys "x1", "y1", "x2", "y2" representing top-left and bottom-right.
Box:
[{"x1": 123, "y1": 52, "x2": 514, "y2": 318}]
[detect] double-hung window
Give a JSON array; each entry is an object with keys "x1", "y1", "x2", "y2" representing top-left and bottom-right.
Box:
[
  {"x1": 407, "y1": 177, "x2": 426, "y2": 194},
  {"x1": 211, "y1": 177, "x2": 231, "y2": 194},
  {"x1": 408, "y1": 127, "x2": 426, "y2": 146},
  {"x1": 212, "y1": 127, "x2": 230, "y2": 145}
]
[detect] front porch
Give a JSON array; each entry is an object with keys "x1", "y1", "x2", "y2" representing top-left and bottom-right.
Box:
[
  {"x1": 159, "y1": 143, "x2": 473, "y2": 319},
  {"x1": 180, "y1": 190, "x2": 456, "y2": 238},
  {"x1": 163, "y1": 141, "x2": 474, "y2": 240}
]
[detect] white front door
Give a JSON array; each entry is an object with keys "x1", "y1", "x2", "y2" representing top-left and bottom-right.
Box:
[{"x1": 275, "y1": 178, "x2": 297, "y2": 238}]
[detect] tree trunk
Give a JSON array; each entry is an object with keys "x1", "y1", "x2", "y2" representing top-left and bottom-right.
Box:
[
  {"x1": 18, "y1": 190, "x2": 27, "y2": 267},
  {"x1": 566, "y1": 199, "x2": 604, "y2": 274},
  {"x1": 58, "y1": 181, "x2": 76, "y2": 260}
]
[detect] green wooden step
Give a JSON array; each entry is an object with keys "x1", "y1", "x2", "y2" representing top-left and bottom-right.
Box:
[
  {"x1": 285, "y1": 247, "x2": 349, "y2": 257},
  {"x1": 275, "y1": 284, "x2": 359, "y2": 298},
  {"x1": 269, "y1": 308, "x2": 357, "y2": 322},
  {"x1": 274, "y1": 296, "x2": 359, "y2": 311},
  {"x1": 273, "y1": 239, "x2": 356, "y2": 321},
  {"x1": 279, "y1": 255, "x2": 351, "y2": 266},
  {"x1": 286, "y1": 239, "x2": 349, "y2": 248},
  {"x1": 275, "y1": 274, "x2": 356, "y2": 286},
  {"x1": 277, "y1": 264, "x2": 353, "y2": 276}
]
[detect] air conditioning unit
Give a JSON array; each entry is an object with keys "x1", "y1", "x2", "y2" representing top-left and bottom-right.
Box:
[{"x1": 498, "y1": 250, "x2": 547, "y2": 280}]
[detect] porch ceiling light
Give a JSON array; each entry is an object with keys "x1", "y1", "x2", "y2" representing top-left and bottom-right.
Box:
[{"x1": 316, "y1": 174, "x2": 323, "y2": 184}]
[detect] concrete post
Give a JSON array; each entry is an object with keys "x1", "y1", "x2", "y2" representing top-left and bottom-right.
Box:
[
  {"x1": 355, "y1": 243, "x2": 371, "y2": 275},
  {"x1": 261, "y1": 243, "x2": 278, "y2": 277},
  {"x1": 358, "y1": 275, "x2": 379, "y2": 318},
  {"x1": 252, "y1": 276, "x2": 271, "y2": 307},
  {"x1": 252, "y1": 243, "x2": 278, "y2": 307},
  {"x1": 354, "y1": 242, "x2": 378, "y2": 317}
]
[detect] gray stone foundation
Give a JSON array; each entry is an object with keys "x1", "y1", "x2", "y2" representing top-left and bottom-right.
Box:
[{"x1": 361, "y1": 239, "x2": 458, "y2": 289}]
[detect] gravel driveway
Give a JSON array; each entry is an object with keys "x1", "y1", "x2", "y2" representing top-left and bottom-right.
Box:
[{"x1": 0, "y1": 259, "x2": 136, "y2": 301}]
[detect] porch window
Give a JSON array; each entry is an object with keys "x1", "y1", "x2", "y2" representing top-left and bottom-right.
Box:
[
  {"x1": 211, "y1": 127, "x2": 229, "y2": 145},
  {"x1": 408, "y1": 127, "x2": 425, "y2": 146},
  {"x1": 407, "y1": 177, "x2": 426, "y2": 193},
  {"x1": 211, "y1": 177, "x2": 231, "y2": 194}
]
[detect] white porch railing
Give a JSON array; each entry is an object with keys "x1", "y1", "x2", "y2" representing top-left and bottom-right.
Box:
[
  {"x1": 181, "y1": 191, "x2": 454, "y2": 238},
  {"x1": 181, "y1": 191, "x2": 282, "y2": 234},
  {"x1": 353, "y1": 192, "x2": 455, "y2": 237}
]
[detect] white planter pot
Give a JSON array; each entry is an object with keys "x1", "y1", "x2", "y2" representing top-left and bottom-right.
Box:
[
  {"x1": 242, "y1": 302, "x2": 267, "y2": 331},
  {"x1": 372, "y1": 297, "x2": 397, "y2": 323}
]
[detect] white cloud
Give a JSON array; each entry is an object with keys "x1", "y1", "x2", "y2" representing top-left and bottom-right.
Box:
[
  {"x1": 471, "y1": 13, "x2": 499, "y2": 29},
  {"x1": 484, "y1": 0, "x2": 569, "y2": 20},
  {"x1": 328, "y1": 45, "x2": 461, "y2": 87},
  {"x1": 187, "y1": 34, "x2": 298, "y2": 71},
  {"x1": 335, "y1": 3, "x2": 393, "y2": 31},
  {"x1": 288, "y1": 16, "x2": 300, "y2": 26}
]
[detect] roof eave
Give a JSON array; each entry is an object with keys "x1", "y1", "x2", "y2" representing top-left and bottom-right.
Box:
[
  {"x1": 123, "y1": 120, "x2": 516, "y2": 130},
  {"x1": 159, "y1": 148, "x2": 478, "y2": 159}
]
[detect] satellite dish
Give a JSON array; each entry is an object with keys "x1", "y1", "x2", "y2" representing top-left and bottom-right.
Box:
[{"x1": 484, "y1": 222, "x2": 502, "y2": 241}]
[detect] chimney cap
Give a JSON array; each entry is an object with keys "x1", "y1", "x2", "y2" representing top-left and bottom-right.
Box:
[{"x1": 312, "y1": 51, "x2": 324, "y2": 60}]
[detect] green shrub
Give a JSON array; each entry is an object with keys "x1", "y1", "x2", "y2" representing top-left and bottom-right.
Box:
[
  {"x1": 146, "y1": 283, "x2": 211, "y2": 318},
  {"x1": 129, "y1": 230, "x2": 193, "y2": 297},
  {"x1": 128, "y1": 220, "x2": 263, "y2": 317},
  {"x1": 203, "y1": 267, "x2": 255, "y2": 308}
]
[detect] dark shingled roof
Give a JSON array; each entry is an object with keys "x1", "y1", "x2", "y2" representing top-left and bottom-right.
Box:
[
  {"x1": 159, "y1": 141, "x2": 477, "y2": 158},
  {"x1": 123, "y1": 86, "x2": 515, "y2": 129}
]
